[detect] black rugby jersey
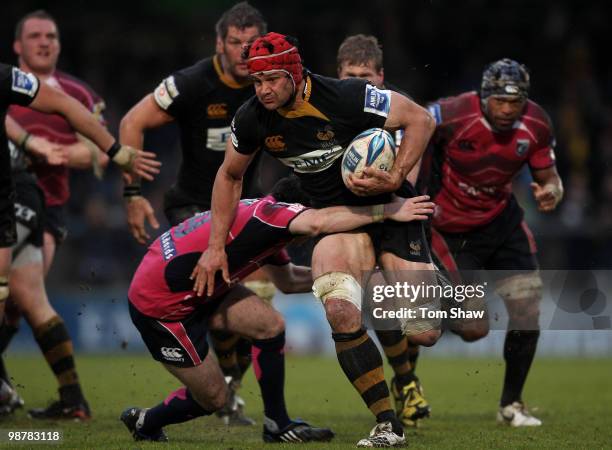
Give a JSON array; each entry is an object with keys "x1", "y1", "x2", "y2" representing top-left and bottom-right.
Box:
[
  {"x1": 231, "y1": 73, "x2": 395, "y2": 207},
  {"x1": 153, "y1": 55, "x2": 255, "y2": 201}
]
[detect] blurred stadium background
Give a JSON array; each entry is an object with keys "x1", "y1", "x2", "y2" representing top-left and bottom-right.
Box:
[{"x1": 1, "y1": 0, "x2": 610, "y2": 358}]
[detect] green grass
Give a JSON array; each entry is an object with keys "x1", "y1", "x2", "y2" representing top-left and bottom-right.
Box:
[{"x1": 1, "y1": 354, "x2": 611, "y2": 449}]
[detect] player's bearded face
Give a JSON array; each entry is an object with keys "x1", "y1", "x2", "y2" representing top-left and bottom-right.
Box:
[
  {"x1": 14, "y1": 18, "x2": 60, "y2": 74},
  {"x1": 338, "y1": 62, "x2": 384, "y2": 88},
  {"x1": 485, "y1": 96, "x2": 526, "y2": 131},
  {"x1": 217, "y1": 25, "x2": 260, "y2": 80},
  {"x1": 253, "y1": 73, "x2": 295, "y2": 110}
]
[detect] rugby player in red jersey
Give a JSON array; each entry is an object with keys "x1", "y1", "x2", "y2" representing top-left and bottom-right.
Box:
[
  {"x1": 336, "y1": 34, "x2": 430, "y2": 428},
  {"x1": 120, "y1": 176, "x2": 434, "y2": 443},
  {"x1": 192, "y1": 32, "x2": 439, "y2": 447},
  {"x1": 421, "y1": 59, "x2": 563, "y2": 426},
  {"x1": 0, "y1": 10, "x2": 160, "y2": 420}
]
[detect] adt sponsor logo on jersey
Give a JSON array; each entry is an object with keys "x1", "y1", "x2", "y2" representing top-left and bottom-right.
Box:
[
  {"x1": 160, "y1": 231, "x2": 177, "y2": 261},
  {"x1": 161, "y1": 347, "x2": 184, "y2": 362},
  {"x1": 364, "y1": 85, "x2": 391, "y2": 117},
  {"x1": 11, "y1": 67, "x2": 38, "y2": 97}
]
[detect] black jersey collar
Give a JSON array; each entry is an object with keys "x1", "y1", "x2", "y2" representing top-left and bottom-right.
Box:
[{"x1": 213, "y1": 55, "x2": 251, "y2": 89}]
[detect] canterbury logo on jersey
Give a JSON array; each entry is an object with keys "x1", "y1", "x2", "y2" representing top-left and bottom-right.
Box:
[
  {"x1": 207, "y1": 103, "x2": 228, "y2": 119},
  {"x1": 265, "y1": 135, "x2": 286, "y2": 151},
  {"x1": 153, "y1": 76, "x2": 180, "y2": 110},
  {"x1": 278, "y1": 146, "x2": 344, "y2": 173},
  {"x1": 160, "y1": 347, "x2": 184, "y2": 361}
]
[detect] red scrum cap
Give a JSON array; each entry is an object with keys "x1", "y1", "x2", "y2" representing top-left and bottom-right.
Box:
[{"x1": 246, "y1": 32, "x2": 303, "y2": 88}]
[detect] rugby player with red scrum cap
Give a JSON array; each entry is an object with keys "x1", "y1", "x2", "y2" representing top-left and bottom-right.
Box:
[
  {"x1": 120, "y1": 176, "x2": 434, "y2": 443},
  {"x1": 418, "y1": 58, "x2": 563, "y2": 427},
  {"x1": 191, "y1": 32, "x2": 440, "y2": 447}
]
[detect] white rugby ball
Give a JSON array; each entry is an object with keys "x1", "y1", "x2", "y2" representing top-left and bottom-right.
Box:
[{"x1": 341, "y1": 128, "x2": 396, "y2": 189}]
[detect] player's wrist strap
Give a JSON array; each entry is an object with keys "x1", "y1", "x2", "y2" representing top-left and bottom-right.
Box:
[
  {"x1": 372, "y1": 204, "x2": 385, "y2": 222},
  {"x1": 18, "y1": 132, "x2": 32, "y2": 149}
]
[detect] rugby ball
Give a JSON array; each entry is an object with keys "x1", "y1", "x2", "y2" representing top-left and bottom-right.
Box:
[{"x1": 341, "y1": 128, "x2": 396, "y2": 189}]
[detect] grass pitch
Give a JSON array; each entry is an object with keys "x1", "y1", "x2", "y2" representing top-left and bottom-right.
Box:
[{"x1": 1, "y1": 354, "x2": 611, "y2": 449}]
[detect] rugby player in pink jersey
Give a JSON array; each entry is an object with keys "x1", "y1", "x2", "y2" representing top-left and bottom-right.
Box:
[{"x1": 121, "y1": 177, "x2": 434, "y2": 443}]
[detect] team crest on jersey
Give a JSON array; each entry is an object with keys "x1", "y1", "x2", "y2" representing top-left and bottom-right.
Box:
[
  {"x1": 364, "y1": 84, "x2": 391, "y2": 117},
  {"x1": 265, "y1": 135, "x2": 286, "y2": 152},
  {"x1": 516, "y1": 139, "x2": 530, "y2": 157},
  {"x1": 11, "y1": 67, "x2": 38, "y2": 97},
  {"x1": 316, "y1": 125, "x2": 335, "y2": 141},
  {"x1": 207, "y1": 103, "x2": 228, "y2": 119}
]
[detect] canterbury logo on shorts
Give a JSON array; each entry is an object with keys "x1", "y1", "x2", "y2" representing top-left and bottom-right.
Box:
[{"x1": 160, "y1": 347, "x2": 184, "y2": 361}]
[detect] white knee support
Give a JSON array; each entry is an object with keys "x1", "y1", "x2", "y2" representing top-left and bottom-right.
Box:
[
  {"x1": 496, "y1": 272, "x2": 543, "y2": 301},
  {"x1": 312, "y1": 272, "x2": 362, "y2": 311}
]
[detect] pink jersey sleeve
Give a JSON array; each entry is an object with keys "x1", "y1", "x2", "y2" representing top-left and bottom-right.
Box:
[{"x1": 253, "y1": 196, "x2": 309, "y2": 230}]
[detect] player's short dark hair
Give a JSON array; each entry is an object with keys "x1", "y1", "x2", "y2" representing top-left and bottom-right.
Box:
[
  {"x1": 337, "y1": 34, "x2": 383, "y2": 72},
  {"x1": 15, "y1": 10, "x2": 58, "y2": 40},
  {"x1": 270, "y1": 176, "x2": 312, "y2": 206},
  {"x1": 215, "y1": 2, "x2": 267, "y2": 40}
]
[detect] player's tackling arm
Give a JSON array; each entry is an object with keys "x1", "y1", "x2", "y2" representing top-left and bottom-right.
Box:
[
  {"x1": 28, "y1": 82, "x2": 161, "y2": 180},
  {"x1": 348, "y1": 92, "x2": 435, "y2": 196},
  {"x1": 288, "y1": 195, "x2": 434, "y2": 236},
  {"x1": 530, "y1": 166, "x2": 563, "y2": 212},
  {"x1": 190, "y1": 139, "x2": 257, "y2": 296},
  {"x1": 120, "y1": 94, "x2": 175, "y2": 244}
]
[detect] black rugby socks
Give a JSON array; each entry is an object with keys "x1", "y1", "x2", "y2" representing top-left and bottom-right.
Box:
[
  {"x1": 501, "y1": 330, "x2": 540, "y2": 406},
  {"x1": 141, "y1": 387, "x2": 211, "y2": 432},
  {"x1": 252, "y1": 332, "x2": 290, "y2": 429}
]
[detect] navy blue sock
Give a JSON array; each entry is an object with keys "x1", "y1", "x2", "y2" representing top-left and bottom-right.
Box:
[
  {"x1": 252, "y1": 332, "x2": 290, "y2": 429},
  {"x1": 141, "y1": 387, "x2": 211, "y2": 433}
]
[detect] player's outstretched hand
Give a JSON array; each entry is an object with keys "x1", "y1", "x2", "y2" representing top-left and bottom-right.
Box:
[
  {"x1": 386, "y1": 195, "x2": 434, "y2": 222},
  {"x1": 190, "y1": 247, "x2": 230, "y2": 297},
  {"x1": 125, "y1": 196, "x2": 159, "y2": 244},
  {"x1": 112, "y1": 146, "x2": 161, "y2": 181},
  {"x1": 347, "y1": 167, "x2": 402, "y2": 196},
  {"x1": 530, "y1": 182, "x2": 559, "y2": 212},
  {"x1": 25, "y1": 135, "x2": 68, "y2": 166}
]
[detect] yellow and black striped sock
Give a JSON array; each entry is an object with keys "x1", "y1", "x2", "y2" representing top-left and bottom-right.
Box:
[
  {"x1": 333, "y1": 329, "x2": 403, "y2": 435},
  {"x1": 210, "y1": 330, "x2": 242, "y2": 380},
  {"x1": 33, "y1": 316, "x2": 84, "y2": 405},
  {"x1": 375, "y1": 330, "x2": 417, "y2": 387}
]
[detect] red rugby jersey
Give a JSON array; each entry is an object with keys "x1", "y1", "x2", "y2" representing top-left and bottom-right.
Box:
[
  {"x1": 8, "y1": 70, "x2": 106, "y2": 207},
  {"x1": 426, "y1": 91, "x2": 556, "y2": 233},
  {"x1": 128, "y1": 196, "x2": 304, "y2": 320}
]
